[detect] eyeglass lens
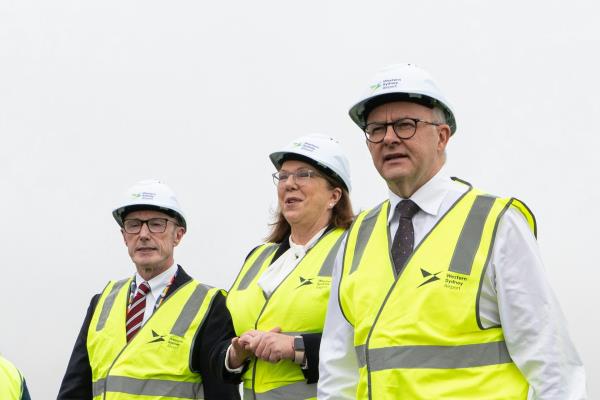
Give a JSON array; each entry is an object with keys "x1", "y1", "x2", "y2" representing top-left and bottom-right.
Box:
[
  {"x1": 365, "y1": 118, "x2": 418, "y2": 142},
  {"x1": 123, "y1": 218, "x2": 169, "y2": 233}
]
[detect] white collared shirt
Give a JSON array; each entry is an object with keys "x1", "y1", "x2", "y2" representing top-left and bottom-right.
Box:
[
  {"x1": 318, "y1": 168, "x2": 587, "y2": 399},
  {"x1": 257, "y1": 228, "x2": 326, "y2": 297},
  {"x1": 132, "y1": 263, "x2": 178, "y2": 325}
]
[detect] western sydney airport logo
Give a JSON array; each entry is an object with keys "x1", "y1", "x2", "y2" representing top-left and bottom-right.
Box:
[
  {"x1": 418, "y1": 268, "x2": 442, "y2": 288},
  {"x1": 418, "y1": 268, "x2": 468, "y2": 291},
  {"x1": 148, "y1": 330, "x2": 183, "y2": 349},
  {"x1": 296, "y1": 276, "x2": 330, "y2": 289},
  {"x1": 370, "y1": 78, "x2": 402, "y2": 92},
  {"x1": 296, "y1": 276, "x2": 313, "y2": 288}
]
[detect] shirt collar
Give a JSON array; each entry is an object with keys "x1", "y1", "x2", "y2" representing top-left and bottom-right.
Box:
[
  {"x1": 387, "y1": 166, "x2": 455, "y2": 224},
  {"x1": 135, "y1": 263, "x2": 177, "y2": 299},
  {"x1": 288, "y1": 227, "x2": 327, "y2": 257}
]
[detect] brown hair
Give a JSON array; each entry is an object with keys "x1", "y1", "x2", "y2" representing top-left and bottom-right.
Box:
[{"x1": 265, "y1": 174, "x2": 354, "y2": 243}]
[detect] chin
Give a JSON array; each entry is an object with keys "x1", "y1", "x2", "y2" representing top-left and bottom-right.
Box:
[
  {"x1": 382, "y1": 169, "x2": 411, "y2": 182},
  {"x1": 283, "y1": 212, "x2": 303, "y2": 226},
  {"x1": 134, "y1": 258, "x2": 158, "y2": 269}
]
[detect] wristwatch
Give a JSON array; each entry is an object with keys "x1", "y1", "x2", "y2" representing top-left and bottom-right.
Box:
[{"x1": 293, "y1": 336, "x2": 305, "y2": 365}]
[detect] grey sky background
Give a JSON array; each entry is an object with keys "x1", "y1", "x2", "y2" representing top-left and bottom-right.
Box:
[{"x1": 1, "y1": 0, "x2": 598, "y2": 397}]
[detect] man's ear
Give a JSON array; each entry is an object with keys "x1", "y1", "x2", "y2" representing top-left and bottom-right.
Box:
[
  {"x1": 437, "y1": 124, "x2": 451, "y2": 152},
  {"x1": 174, "y1": 227, "x2": 185, "y2": 246}
]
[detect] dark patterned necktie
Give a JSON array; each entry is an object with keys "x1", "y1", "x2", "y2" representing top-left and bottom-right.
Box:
[
  {"x1": 125, "y1": 281, "x2": 151, "y2": 342},
  {"x1": 391, "y1": 200, "x2": 420, "y2": 275}
]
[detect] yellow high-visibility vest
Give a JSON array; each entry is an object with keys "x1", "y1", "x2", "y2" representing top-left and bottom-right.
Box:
[
  {"x1": 87, "y1": 277, "x2": 221, "y2": 400},
  {"x1": 0, "y1": 356, "x2": 24, "y2": 400},
  {"x1": 340, "y1": 188, "x2": 535, "y2": 399},
  {"x1": 227, "y1": 228, "x2": 345, "y2": 400}
]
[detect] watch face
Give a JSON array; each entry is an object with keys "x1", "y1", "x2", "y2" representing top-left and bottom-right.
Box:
[{"x1": 294, "y1": 336, "x2": 305, "y2": 351}]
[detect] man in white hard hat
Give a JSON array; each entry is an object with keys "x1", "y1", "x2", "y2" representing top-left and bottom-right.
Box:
[
  {"x1": 58, "y1": 180, "x2": 240, "y2": 400},
  {"x1": 318, "y1": 64, "x2": 586, "y2": 399}
]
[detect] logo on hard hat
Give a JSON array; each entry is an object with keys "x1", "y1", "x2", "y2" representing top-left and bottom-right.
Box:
[
  {"x1": 382, "y1": 79, "x2": 402, "y2": 90},
  {"x1": 292, "y1": 141, "x2": 319, "y2": 153},
  {"x1": 131, "y1": 192, "x2": 156, "y2": 200},
  {"x1": 370, "y1": 83, "x2": 382, "y2": 91},
  {"x1": 370, "y1": 79, "x2": 402, "y2": 92}
]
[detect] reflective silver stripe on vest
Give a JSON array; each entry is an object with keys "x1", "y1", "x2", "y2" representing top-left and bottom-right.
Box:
[
  {"x1": 356, "y1": 341, "x2": 512, "y2": 370},
  {"x1": 244, "y1": 381, "x2": 317, "y2": 400},
  {"x1": 350, "y1": 203, "x2": 385, "y2": 274},
  {"x1": 355, "y1": 344, "x2": 367, "y2": 368},
  {"x1": 96, "y1": 278, "x2": 129, "y2": 331},
  {"x1": 318, "y1": 232, "x2": 346, "y2": 277},
  {"x1": 448, "y1": 195, "x2": 496, "y2": 275},
  {"x1": 238, "y1": 245, "x2": 278, "y2": 290},
  {"x1": 93, "y1": 376, "x2": 203, "y2": 399},
  {"x1": 171, "y1": 283, "x2": 210, "y2": 336}
]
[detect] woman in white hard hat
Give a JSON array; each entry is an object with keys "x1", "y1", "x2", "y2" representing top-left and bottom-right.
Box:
[{"x1": 221, "y1": 134, "x2": 353, "y2": 399}]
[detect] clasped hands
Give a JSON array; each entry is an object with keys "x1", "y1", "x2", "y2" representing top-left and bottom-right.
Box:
[{"x1": 227, "y1": 327, "x2": 294, "y2": 369}]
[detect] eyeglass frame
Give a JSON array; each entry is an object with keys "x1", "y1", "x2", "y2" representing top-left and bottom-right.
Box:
[
  {"x1": 363, "y1": 117, "x2": 442, "y2": 143},
  {"x1": 272, "y1": 169, "x2": 322, "y2": 186},
  {"x1": 122, "y1": 217, "x2": 179, "y2": 234}
]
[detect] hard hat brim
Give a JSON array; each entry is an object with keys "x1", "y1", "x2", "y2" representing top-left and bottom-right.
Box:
[
  {"x1": 113, "y1": 204, "x2": 187, "y2": 231},
  {"x1": 349, "y1": 92, "x2": 457, "y2": 134},
  {"x1": 269, "y1": 151, "x2": 349, "y2": 192}
]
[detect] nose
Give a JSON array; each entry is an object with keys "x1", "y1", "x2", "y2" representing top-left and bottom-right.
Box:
[
  {"x1": 138, "y1": 221, "x2": 152, "y2": 238},
  {"x1": 283, "y1": 175, "x2": 298, "y2": 190},
  {"x1": 382, "y1": 123, "x2": 400, "y2": 145}
]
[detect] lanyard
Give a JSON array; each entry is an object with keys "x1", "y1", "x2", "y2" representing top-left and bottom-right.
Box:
[{"x1": 128, "y1": 270, "x2": 177, "y2": 313}]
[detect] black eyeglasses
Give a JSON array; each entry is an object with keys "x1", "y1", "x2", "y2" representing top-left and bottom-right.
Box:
[
  {"x1": 272, "y1": 169, "x2": 320, "y2": 186},
  {"x1": 123, "y1": 218, "x2": 178, "y2": 234},
  {"x1": 364, "y1": 117, "x2": 441, "y2": 143}
]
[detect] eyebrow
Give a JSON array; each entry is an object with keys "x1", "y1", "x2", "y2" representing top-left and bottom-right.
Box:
[
  {"x1": 279, "y1": 167, "x2": 312, "y2": 173},
  {"x1": 367, "y1": 116, "x2": 415, "y2": 123}
]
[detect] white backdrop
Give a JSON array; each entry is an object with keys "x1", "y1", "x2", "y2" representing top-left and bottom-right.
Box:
[{"x1": 1, "y1": 0, "x2": 598, "y2": 398}]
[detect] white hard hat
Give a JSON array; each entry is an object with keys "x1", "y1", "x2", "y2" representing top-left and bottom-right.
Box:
[
  {"x1": 349, "y1": 63, "x2": 457, "y2": 134},
  {"x1": 112, "y1": 179, "x2": 187, "y2": 230},
  {"x1": 269, "y1": 134, "x2": 352, "y2": 192}
]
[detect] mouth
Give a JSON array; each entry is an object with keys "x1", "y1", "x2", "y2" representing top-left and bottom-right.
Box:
[
  {"x1": 136, "y1": 246, "x2": 157, "y2": 253},
  {"x1": 383, "y1": 153, "x2": 409, "y2": 162},
  {"x1": 284, "y1": 196, "x2": 303, "y2": 206}
]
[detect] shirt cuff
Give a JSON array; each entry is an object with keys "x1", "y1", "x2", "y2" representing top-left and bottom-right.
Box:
[
  {"x1": 224, "y1": 344, "x2": 246, "y2": 373},
  {"x1": 300, "y1": 353, "x2": 308, "y2": 370}
]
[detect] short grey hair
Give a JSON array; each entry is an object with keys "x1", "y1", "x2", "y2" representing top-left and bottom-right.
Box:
[{"x1": 432, "y1": 106, "x2": 447, "y2": 124}]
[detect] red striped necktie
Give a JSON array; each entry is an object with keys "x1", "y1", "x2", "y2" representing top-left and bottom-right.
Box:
[{"x1": 125, "y1": 281, "x2": 151, "y2": 342}]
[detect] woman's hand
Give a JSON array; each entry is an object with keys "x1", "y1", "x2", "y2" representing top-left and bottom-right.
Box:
[
  {"x1": 240, "y1": 327, "x2": 295, "y2": 363},
  {"x1": 227, "y1": 336, "x2": 252, "y2": 369}
]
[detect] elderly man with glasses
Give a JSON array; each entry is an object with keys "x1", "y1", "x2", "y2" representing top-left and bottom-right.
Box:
[
  {"x1": 318, "y1": 64, "x2": 586, "y2": 399},
  {"x1": 58, "y1": 179, "x2": 240, "y2": 400}
]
